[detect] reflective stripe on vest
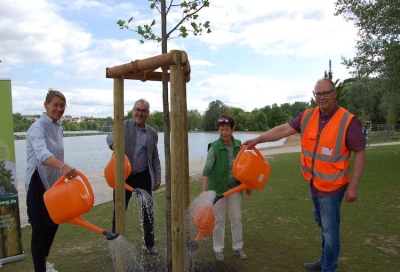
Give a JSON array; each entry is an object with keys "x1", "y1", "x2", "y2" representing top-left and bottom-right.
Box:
[{"x1": 299, "y1": 106, "x2": 353, "y2": 192}]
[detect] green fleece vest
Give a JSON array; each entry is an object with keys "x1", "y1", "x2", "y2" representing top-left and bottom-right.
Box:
[{"x1": 206, "y1": 137, "x2": 241, "y2": 194}]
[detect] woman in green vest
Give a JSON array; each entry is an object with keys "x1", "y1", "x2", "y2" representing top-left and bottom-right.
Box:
[{"x1": 202, "y1": 113, "x2": 252, "y2": 262}]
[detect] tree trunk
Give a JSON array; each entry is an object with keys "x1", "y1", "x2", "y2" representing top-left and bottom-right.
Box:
[{"x1": 161, "y1": 1, "x2": 172, "y2": 271}]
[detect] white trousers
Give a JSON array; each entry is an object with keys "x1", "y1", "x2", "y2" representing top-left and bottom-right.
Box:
[{"x1": 212, "y1": 192, "x2": 243, "y2": 253}]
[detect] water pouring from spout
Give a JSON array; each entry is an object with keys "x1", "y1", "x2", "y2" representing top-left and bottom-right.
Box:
[{"x1": 187, "y1": 192, "x2": 215, "y2": 252}]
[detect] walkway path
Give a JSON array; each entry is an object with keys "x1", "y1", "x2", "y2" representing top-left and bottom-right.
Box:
[{"x1": 17, "y1": 141, "x2": 400, "y2": 227}]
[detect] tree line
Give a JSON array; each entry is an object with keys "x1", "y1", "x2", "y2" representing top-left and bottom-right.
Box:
[
  {"x1": 13, "y1": 77, "x2": 400, "y2": 134},
  {"x1": 13, "y1": 113, "x2": 114, "y2": 132}
]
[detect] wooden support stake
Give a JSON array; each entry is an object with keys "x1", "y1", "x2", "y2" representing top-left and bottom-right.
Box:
[
  {"x1": 106, "y1": 53, "x2": 175, "y2": 78},
  {"x1": 170, "y1": 50, "x2": 185, "y2": 272},
  {"x1": 113, "y1": 77, "x2": 126, "y2": 235},
  {"x1": 182, "y1": 72, "x2": 190, "y2": 245}
]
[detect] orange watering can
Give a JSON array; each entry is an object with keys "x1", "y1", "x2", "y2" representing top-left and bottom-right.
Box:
[
  {"x1": 104, "y1": 152, "x2": 134, "y2": 192},
  {"x1": 187, "y1": 202, "x2": 215, "y2": 252},
  {"x1": 213, "y1": 145, "x2": 271, "y2": 204},
  {"x1": 43, "y1": 171, "x2": 119, "y2": 240}
]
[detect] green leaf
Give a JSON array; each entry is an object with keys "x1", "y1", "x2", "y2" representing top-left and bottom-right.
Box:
[
  {"x1": 180, "y1": 26, "x2": 187, "y2": 33},
  {"x1": 191, "y1": 2, "x2": 198, "y2": 9}
]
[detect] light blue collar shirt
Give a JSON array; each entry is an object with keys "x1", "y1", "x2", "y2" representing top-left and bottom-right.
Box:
[
  {"x1": 25, "y1": 112, "x2": 64, "y2": 192},
  {"x1": 132, "y1": 122, "x2": 148, "y2": 173}
]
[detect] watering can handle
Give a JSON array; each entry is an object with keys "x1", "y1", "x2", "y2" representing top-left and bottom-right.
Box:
[
  {"x1": 52, "y1": 170, "x2": 94, "y2": 206},
  {"x1": 253, "y1": 146, "x2": 263, "y2": 158},
  {"x1": 240, "y1": 144, "x2": 262, "y2": 155},
  {"x1": 238, "y1": 144, "x2": 260, "y2": 155}
]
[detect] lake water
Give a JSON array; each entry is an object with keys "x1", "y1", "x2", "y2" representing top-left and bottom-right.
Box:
[{"x1": 14, "y1": 132, "x2": 285, "y2": 184}]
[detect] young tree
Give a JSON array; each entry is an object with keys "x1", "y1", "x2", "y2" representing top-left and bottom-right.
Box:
[
  {"x1": 117, "y1": 1, "x2": 211, "y2": 43},
  {"x1": 117, "y1": 1, "x2": 211, "y2": 268}
]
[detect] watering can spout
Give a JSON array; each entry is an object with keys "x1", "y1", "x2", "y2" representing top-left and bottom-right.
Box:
[
  {"x1": 213, "y1": 194, "x2": 224, "y2": 204},
  {"x1": 103, "y1": 230, "x2": 119, "y2": 240},
  {"x1": 187, "y1": 240, "x2": 199, "y2": 252}
]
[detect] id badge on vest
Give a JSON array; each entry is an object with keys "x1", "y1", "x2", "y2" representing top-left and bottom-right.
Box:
[{"x1": 321, "y1": 146, "x2": 333, "y2": 156}]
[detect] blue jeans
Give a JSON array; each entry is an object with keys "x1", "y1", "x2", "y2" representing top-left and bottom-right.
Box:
[{"x1": 311, "y1": 190, "x2": 344, "y2": 272}]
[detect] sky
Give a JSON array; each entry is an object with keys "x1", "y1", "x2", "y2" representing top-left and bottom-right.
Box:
[{"x1": 0, "y1": 0, "x2": 359, "y2": 118}]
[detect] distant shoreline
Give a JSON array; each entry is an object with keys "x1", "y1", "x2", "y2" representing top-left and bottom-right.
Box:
[
  {"x1": 13, "y1": 130, "x2": 266, "y2": 140},
  {"x1": 14, "y1": 131, "x2": 110, "y2": 140}
]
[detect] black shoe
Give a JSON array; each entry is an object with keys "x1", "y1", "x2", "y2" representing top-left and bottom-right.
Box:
[
  {"x1": 304, "y1": 261, "x2": 322, "y2": 271},
  {"x1": 146, "y1": 246, "x2": 159, "y2": 255}
]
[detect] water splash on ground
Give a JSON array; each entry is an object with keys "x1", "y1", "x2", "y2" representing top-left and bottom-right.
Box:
[
  {"x1": 108, "y1": 235, "x2": 143, "y2": 271},
  {"x1": 185, "y1": 191, "x2": 217, "y2": 270},
  {"x1": 107, "y1": 190, "x2": 227, "y2": 271}
]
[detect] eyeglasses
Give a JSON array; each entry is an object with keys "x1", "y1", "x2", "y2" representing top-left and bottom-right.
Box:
[
  {"x1": 134, "y1": 108, "x2": 149, "y2": 114},
  {"x1": 218, "y1": 118, "x2": 231, "y2": 123},
  {"x1": 313, "y1": 88, "x2": 335, "y2": 98}
]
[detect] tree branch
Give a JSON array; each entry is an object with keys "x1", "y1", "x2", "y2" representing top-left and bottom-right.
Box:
[{"x1": 167, "y1": 3, "x2": 207, "y2": 37}]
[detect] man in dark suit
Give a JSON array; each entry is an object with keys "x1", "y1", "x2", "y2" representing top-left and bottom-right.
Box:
[{"x1": 107, "y1": 99, "x2": 161, "y2": 255}]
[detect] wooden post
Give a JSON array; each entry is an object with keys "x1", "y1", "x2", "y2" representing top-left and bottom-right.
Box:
[
  {"x1": 170, "y1": 50, "x2": 185, "y2": 272},
  {"x1": 113, "y1": 77, "x2": 126, "y2": 235},
  {"x1": 182, "y1": 69, "x2": 190, "y2": 242},
  {"x1": 113, "y1": 77, "x2": 127, "y2": 271}
]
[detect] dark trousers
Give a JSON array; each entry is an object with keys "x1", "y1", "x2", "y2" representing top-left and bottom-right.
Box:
[
  {"x1": 112, "y1": 168, "x2": 155, "y2": 249},
  {"x1": 31, "y1": 225, "x2": 58, "y2": 272},
  {"x1": 26, "y1": 170, "x2": 59, "y2": 272}
]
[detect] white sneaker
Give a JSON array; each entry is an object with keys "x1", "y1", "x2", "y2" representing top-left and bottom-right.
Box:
[
  {"x1": 233, "y1": 248, "x2": 248, "y2": 260},
  {"x1": 46, "y1": 262, "x2": 58, "y2": 272},
  {"x1": 215, "y1": 252, "x2": 224, "y2": 261}
]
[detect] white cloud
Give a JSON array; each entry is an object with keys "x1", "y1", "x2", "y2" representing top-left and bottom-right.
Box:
[
  {"x1": 2, "y1": 0, "x2": 359, "y2": 118},
  {"x1": 0, "y1": 0, "x2": 91, "y2": 66},
  {"x1": 195, "y1": 0, "x2": 357, "y2": 59},
  {"x1": 195, "y1": 73, "x2": 313, "y2": 113}
]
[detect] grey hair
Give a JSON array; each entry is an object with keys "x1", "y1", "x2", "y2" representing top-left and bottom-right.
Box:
[
  {"x1": 45, "y1": 88, "x2": 66, "y2": 104},
  {"x1": 315, "y1": 78, "x2": 336, "y2": 90},
  {"x1": 133, "y1": 99, "x2": 150, "y2": 112}
]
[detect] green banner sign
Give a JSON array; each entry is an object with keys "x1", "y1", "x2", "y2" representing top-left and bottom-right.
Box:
[{"x1": 0, "y1": 79, "x2": 25, "y2": 265}]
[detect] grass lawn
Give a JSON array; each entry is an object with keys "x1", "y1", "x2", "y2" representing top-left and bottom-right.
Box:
[{"x1": 2, "y1": 144, "x2": 400, "y2": 271}]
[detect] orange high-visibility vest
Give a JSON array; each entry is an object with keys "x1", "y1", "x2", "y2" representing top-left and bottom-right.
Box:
[{"x1": 300, "y1": 106, "x2": 354, "y2": 192}]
